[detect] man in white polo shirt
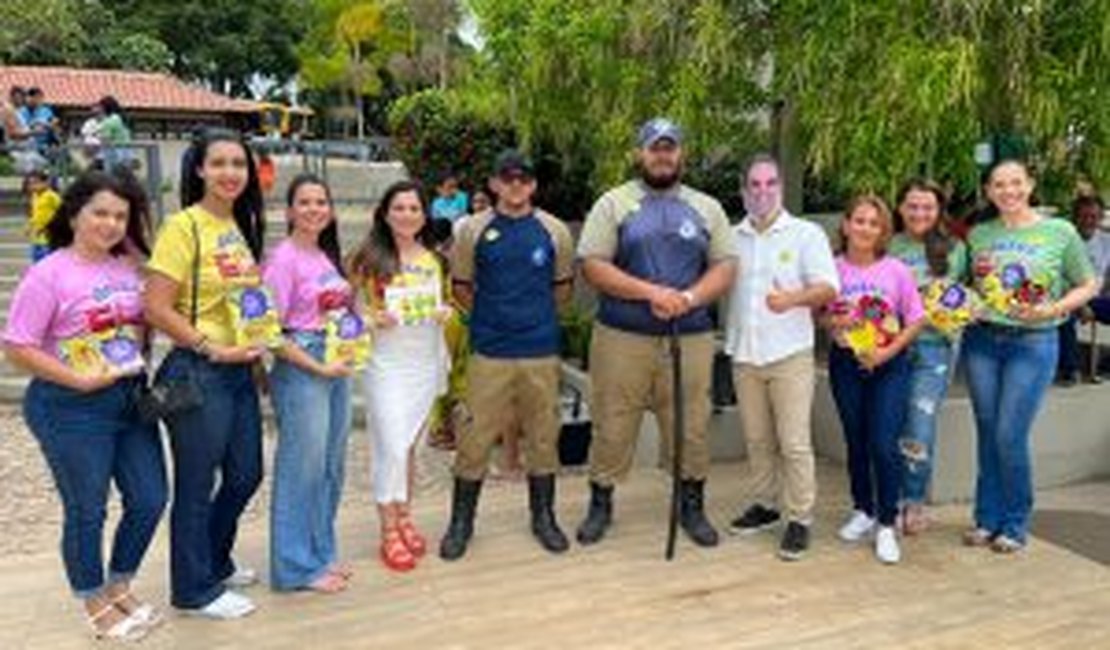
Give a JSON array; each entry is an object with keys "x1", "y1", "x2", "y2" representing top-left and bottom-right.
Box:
[{"x1": 724, "y1": 154, "x2": 839, "y2": 561}]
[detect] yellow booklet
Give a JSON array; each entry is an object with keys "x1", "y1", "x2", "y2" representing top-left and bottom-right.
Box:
[
  {"x1": 58, "y1": 326, "x2": 145, "y2": 377},
  {"x1": 228, "y1": 285, "x2": 283, "y2": 349},
  {"x1": 384, "y1": 283, "x2": 440, "y2": 326},
  {"x1": 324, "y1": 309, "x2": 371, "y2": 368}
]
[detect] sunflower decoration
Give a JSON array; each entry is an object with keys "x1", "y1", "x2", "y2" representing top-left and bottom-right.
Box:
[{"x1": 923, "y1": 280, "x2": 976, "y2": 338}]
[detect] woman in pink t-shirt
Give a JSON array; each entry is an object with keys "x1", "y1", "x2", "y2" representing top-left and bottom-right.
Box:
[
  {"x1": 823, "y1": 195, "x2": 925, "y2": 565},
  {"x1": 262, "y1": 174, "x2": 355, "y2": 594},
  {"x1": 1, "y1": 170, "x2": 166, "y2": 641}
]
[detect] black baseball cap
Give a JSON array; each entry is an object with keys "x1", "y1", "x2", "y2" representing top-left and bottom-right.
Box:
[{"x1": 494, "y1": 149, "x2": 535, "y2": 178}]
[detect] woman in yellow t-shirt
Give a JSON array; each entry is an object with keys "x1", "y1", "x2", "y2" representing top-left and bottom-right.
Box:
[
  {"x1": 143, "y1": 128, "x2": 267, "y2": 619},
  {"x1": 348, "y1": 181, "x2": 452, "y2": 573}
]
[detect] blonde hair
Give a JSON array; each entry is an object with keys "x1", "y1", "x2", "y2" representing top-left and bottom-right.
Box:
[{"x1": 837, "y1": 194, "x2": 894, "y2": 257}]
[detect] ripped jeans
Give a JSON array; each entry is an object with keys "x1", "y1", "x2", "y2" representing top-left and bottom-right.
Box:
[{"x1": 901, "y1": 338, "x2": 956, "y2": 505}]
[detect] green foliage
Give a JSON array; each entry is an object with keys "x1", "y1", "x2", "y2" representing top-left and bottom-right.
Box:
[
  {"x1": 462, "y1": 0, "x2": 766, "y2": 194},
  {"x1": 559, "y1": 303, "x2": 594, "y2": 365},
  {"x1": 0, "y1": 0, "x2": 303, "y2": 93},
  {"x1": 387, "y1": 88, "x2": 514, "y2": 194},
  {"x1": 772, "y1": 0, "x2": 1110, "y2": 203},
  {"x1": 99, "y1": 33, "x2": 173, "y2": 72}
]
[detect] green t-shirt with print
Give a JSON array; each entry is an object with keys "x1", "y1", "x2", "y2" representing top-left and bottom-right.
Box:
[
  {"x1": 889, "y1": 233, "x2": 968, "y2": 342},
  {"x1": 967, "y1": 217, "x2": 1094, "y2": 329}
]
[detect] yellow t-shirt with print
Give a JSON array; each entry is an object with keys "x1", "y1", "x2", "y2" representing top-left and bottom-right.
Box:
[
  {"x1": 28, "y1": 189, "x2": 61, "y2": 245},
  {"x1": 147, "y1": 206, "x2": 262, "y2": 346}
]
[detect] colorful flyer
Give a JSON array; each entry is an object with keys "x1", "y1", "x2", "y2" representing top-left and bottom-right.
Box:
[
  {"x1": 324, "y1": 309, "x2": 371, "y2": 368},
  {"x1": 228, "y1": 285, "x2": 283, "y2": 349},
  {"x1": 58, "y1": 325, "x2": 145, "y2": 377},
  {"x1": 384, "y1": 283, "x2": 441, "y2": 327}
]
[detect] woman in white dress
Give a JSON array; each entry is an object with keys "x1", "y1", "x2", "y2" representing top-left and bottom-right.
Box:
[{"x1": 348, "y1": 181, "x2": 451, "y2": 572}]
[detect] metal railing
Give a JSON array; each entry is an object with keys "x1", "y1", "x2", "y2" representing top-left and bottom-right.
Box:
[{"x1": 0, "y1": 141, "x2": 165, "y2": 220}]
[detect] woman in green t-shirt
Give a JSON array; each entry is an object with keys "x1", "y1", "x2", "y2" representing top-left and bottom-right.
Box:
[
  {"x1": 963, "y1": 160, "x2": 1097, "y2": 553},
  {"x1": 888, "y1": 178, "x2": 967, "y2": 535}
]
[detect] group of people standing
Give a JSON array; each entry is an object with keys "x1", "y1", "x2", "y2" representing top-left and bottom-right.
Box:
[{"x1": 2, "y1": 117, "x2": 1096, "y2": 641}]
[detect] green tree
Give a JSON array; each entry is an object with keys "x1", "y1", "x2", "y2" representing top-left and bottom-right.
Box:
[
  {"x1": 462, "y1": 0, "x2": 766, "y2": 195},
  {"x1": 102, "y1": 0, "x2": 306, "y2": 96},
  {"x1": 299, "y1": 0, "x2": 414, "y2": 138},
  {"x1": 770, "y1": 0, "x2": 1110, "y2": 202}
]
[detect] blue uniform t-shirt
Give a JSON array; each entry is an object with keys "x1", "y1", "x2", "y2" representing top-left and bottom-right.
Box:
[
  {"x1": 577, "y1": 181, "x2": 738, "y2": 336},
  {"x1": 452, "y1": 210, "x2": 574, "y2": 358}
]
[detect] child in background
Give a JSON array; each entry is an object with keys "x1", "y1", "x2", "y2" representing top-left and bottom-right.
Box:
[
  {"x1": 24, "y1": 169, "x2": 61, "y2": 262},
  {"x1": 430, "y1": 172, "x2": 469, "y2": 223}
]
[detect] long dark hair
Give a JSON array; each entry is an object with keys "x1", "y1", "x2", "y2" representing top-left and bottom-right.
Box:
[
  {"x1": 180, "y1": 128, "x2": 265, "y2": 259},
  {"x1": 46, "y1": 168, "x2": 151, "y2": 257},
  {"x1": 286, "y1": 173, "x2": 344, "y2": 277},
  {"x1": 348, "y1": 180, "x2": 435, "y2": 280},
  {"x1": 895, "y1": 177, "x2": 952, "y2": 278}
]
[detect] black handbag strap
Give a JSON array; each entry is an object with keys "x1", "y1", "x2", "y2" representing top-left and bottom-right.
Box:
[{"x1": 187, "y1": 209, "x2": 200, "y2": 327}]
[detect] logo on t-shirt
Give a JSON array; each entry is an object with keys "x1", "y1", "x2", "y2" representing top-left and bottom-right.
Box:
[
  {"x1": 484, "y1": 228, "x2": 501, "y2": 243},
  {"x1": 679, "y1": 220, "x2": 698, "y2": 240},
  {"x1": 531, "y1": 246, "x2": 548, "y2": 267}
]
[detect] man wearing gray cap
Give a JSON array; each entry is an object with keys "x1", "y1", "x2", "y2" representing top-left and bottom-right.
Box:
[{"x1": 575, "y1": 118, "x2": 739, "y2": 547}]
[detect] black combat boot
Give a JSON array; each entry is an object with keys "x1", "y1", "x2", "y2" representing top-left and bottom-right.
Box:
[
  {"x1": 439, "y1": 477, "x2": 482, "y2": 561},
  {"x1": 528, "y1": 474, "x2": 569, "y2": 553},
  {"x1": 680, "y1": 479, "x2": 719, "y2": 547},
  {"x1": 576, "y1": 481, "x2": 613, "y2": 545}
]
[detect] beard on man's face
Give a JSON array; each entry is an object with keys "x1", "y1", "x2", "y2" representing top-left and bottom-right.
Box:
[{"x1": 639, "y1": 162, "x2": 682, "y2": 190}]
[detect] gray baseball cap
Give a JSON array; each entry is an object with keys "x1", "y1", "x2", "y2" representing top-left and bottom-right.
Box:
[{"x1": 637, "y1": 118, "x2": 683, "y2": 148}]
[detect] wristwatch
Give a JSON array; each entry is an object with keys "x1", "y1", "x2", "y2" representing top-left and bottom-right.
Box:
[{"x1": 681, "y1": 290, "x2": 697, "y2": 308}]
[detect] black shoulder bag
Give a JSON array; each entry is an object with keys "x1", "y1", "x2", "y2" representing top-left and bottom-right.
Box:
[{"x1": 136, "y1": 212, "x2": 205, "y2": 423}]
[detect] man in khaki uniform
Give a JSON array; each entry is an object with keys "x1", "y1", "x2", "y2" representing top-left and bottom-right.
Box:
[
  {"x1": 440, "y1": 150, "x2": 575, "y2": 560},
  {"x1": 576, "y1": 119, "x2": 738, "y2": 547}
]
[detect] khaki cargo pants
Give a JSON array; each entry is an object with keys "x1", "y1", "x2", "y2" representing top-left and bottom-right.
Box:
[
  {"x1": 453, "y1": 354, "x2": 562, "y2": 481},
  {"x1": 587, "y1": 323, "x2": 714, "y2": 486}
]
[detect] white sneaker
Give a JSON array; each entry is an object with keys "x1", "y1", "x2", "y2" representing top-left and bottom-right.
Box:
[
  {"x1": 181, "y1": 591, "x2": 257, "y2": 620},
  {"x1": 875, "y1": 526, "x2": 901, "y2": 564},
  {"x1": 223, "y1": 567, "x2": 259, "y2": 589},
  {"x1": 838, "y1": 510, "x2": 875, "y2": 543}
]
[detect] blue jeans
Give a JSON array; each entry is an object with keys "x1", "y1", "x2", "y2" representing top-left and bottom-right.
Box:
[
  {"x1": 268, "y1": 333, "x2": 351, "y2": 591},
  {"x1": 157, "y1": 349, "x2": 263, "y2": 609},
  {"x1": 901, "y1": 339, "x2": 956, "y2": 504},
  {"x1": 23, "y1": 376, "x2": 167, "y2": 599},
  {"x1": 828, "y1": 345, "x2": 910, "y2": 526},
  {"x1": 964, "y1": 324, "x2": 1057, "y2": 543}
]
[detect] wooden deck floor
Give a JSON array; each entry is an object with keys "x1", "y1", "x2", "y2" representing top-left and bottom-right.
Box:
[{"x1": 3, "y1": 462, "x2": 1109, "y2": 650}]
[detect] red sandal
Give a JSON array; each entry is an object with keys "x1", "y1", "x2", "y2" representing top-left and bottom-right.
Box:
[
  {"x1": 380, "y1": 528, "x2": 416, "y2": 572},
  {"x1": 397, "y1": 518, "x2": 427, "y2": 558}
]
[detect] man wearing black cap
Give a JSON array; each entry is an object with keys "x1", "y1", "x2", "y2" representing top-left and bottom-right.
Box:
[
  {"x1": 440, "y1": 149, "x2": 576, "y2": 560},
  {"x1": 576, "y1": 118, "x2": 739, "y2": 547}
]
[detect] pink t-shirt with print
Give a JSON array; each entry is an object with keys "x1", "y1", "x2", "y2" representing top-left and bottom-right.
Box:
[
  {"x1": 2, "y1": 249, "x2": 144, "y2": 358},
  {"x1": 834, "y1": 255, "x2": 926, "y2": 327},
  {"x1": 262, "y1": 239, "x2": 352, "y2": 331}
]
